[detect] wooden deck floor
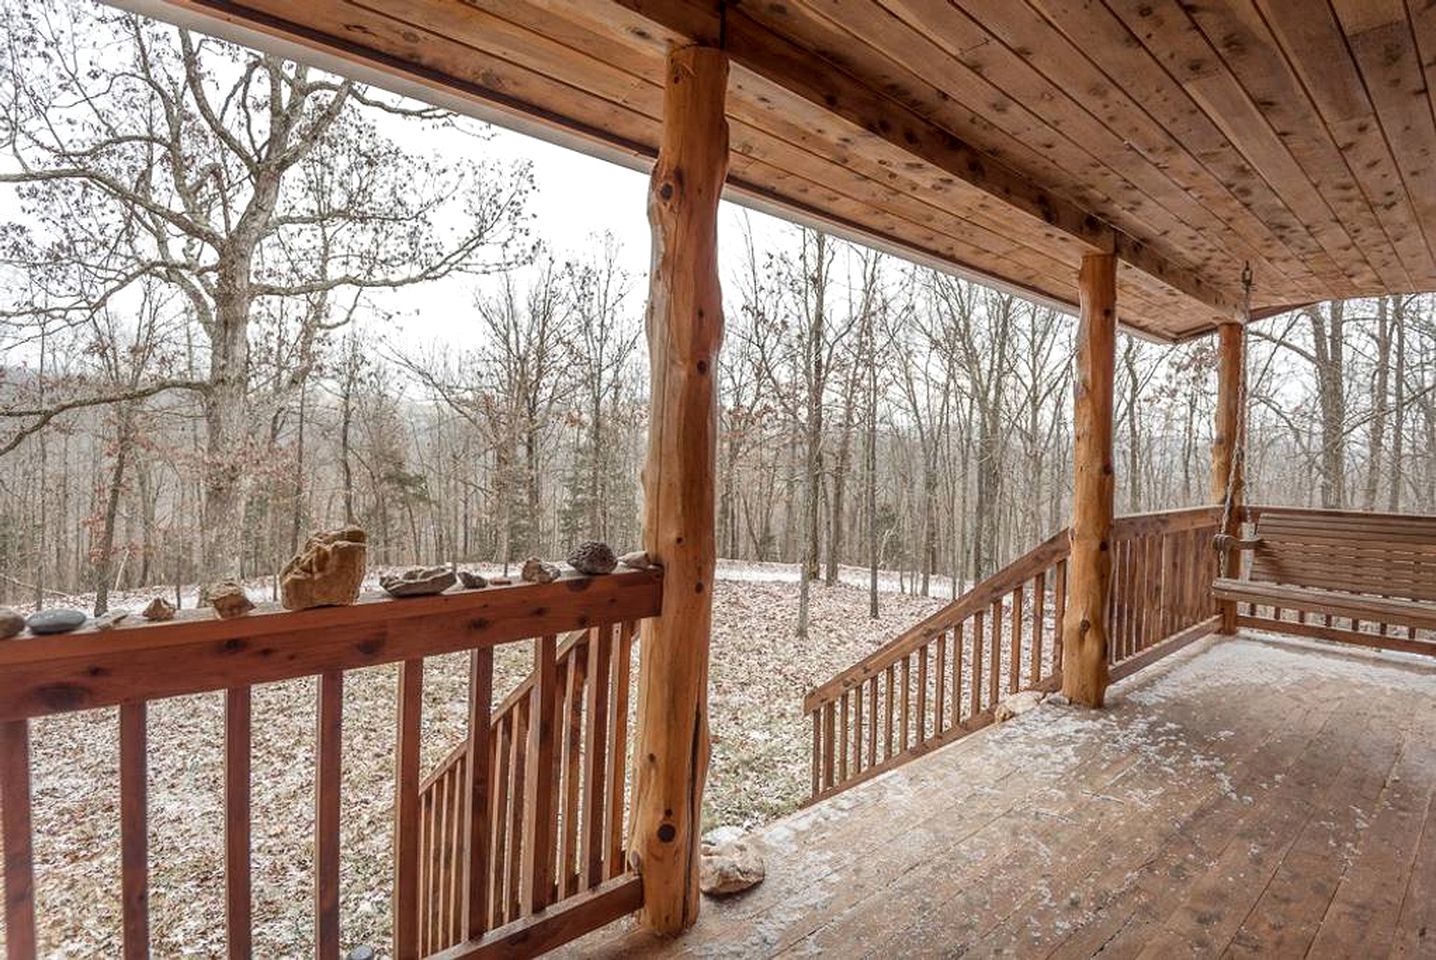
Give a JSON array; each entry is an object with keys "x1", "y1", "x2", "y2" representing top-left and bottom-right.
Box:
[{"x1": 566, "y1": 633, "x2": 1436, "y2": 958}]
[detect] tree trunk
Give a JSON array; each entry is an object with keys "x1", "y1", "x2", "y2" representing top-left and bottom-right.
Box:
[
  {"x1": 631, "y1": 44, "x2": 727, "y2": 936},
  {"x1": 1061, "y1": 253, "x2": 1116, "y2": 708},
  {"x1": 92, "y1": 406, "x2": 134, "y2": 615}
]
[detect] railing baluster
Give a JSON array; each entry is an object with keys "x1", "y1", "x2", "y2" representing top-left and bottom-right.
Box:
[
  {"x1": 559, "y1": 644, "x2": 585, "y2": 898},
  {"x1": 839, "y1": 691, "x2": 850, "y2": 780},
  {"x1": 119, "y1": 702, "x2": 148, "y2": 960},
  {"x1": 1031, "y1": 572, "x2": 1046, "y2": 686},
  {"x1": 490, "y1": 714, "x2": 511, "y2": 929},
  {"x1": 899, "y1": 655, "x2": 911, "y2": 752},
  {"x1": 446, "y1": 754, "x2": 464, "y2": 947},
  {"x1": 971, "y1": 610, "x2": 984, "y2": 716},
  {"x1": 988, "y1": 599, "x2": 1002, "y2": 708},
  {"x1": 866, "y1": 677, "x2": 878, "y2": 765},
  {"x1": 821, "y1": 702, "x2": 835, "y2": 790},
  {"x1": 584, "y1": 628, "x2": 611, "y2": 890},
  {"x1": 604, "y1": 622, "x2": 634, "y2": 880},
  {"x1": 953, "y1": 622, "x2": 964, "y2": 725},
  {"x1": 224, "y1": 687, "x2": 251, "y2": 960},
  {"x1": 520, "y1": 633, "x2": 557, "y2": 916},
  {"x1": 1054, "y1": 559, "x2": 1068, "y2": 669},
  {"x1": 915, "y1": 646, "x2": 928, "y2": 745},
  {"x1": 810, "y1": 710, "x2": 820, "y2": 799},
  {"x1": 507, "y1": 698, "x2": 528, "y2": 923},
  {"x1": 1, "y1": 719, "x2": 36, "y2": 960},
  {"x1": 465, "y1": 647, "x2": 493, "y2": 940},
  {"x1": 934, "y1": 632, "x2": 947, "y2": 735},
  {"x1": 883, "y1": 665, "x2": 895, "y2": 760},
  {"x1": 394, "y1": 658, "x2": 423, "y2": 960},
  {"x1": 1009, "y1": 585, "x2": 1023, "y2": 694},
  {"x1": 316, "y1": 671, "x2": 342, "y2": 960},
  {"x1": 851, "y1": 682, "x2": 863, "y2": 773}
]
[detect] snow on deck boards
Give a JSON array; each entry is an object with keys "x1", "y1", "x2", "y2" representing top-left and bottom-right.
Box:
[{"x1": 563, "y1": 633, "x2": 1436, "y2": 958}]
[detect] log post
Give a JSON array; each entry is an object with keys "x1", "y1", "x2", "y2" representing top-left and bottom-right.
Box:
[
  {"x1": 1212, "y1": 320, "x2": 1244, "y2": 633},
  {"x1": 630, "y1": 44, "x2": 728, "y2": 935},
  {"x1": 1061, "y1": 253, "x2": 1117, "y2": 708}
]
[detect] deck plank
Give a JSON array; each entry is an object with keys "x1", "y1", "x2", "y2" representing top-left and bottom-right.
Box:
[{"x1": 561, "y1": 634, "x2": 1436, "y2": 959}]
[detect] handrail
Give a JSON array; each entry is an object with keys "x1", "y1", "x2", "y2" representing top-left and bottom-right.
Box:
[
  {"x1": 803, "y1": 528, "x2": 1070, "y2": 713},
  {"x1": 804, "y1": 506, "x2": 1223, "y2": 802},
  {"x1": 0, "y1": 570, "x2": 662, "y2": 722},
  {"x1": 0, "y1": 572, "x2": 661, "y2": 960}
]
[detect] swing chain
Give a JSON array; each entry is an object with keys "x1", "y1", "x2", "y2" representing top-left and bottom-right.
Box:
[{"x1": 1216, "y1": 263, "x2": 1253, "y2": 577}]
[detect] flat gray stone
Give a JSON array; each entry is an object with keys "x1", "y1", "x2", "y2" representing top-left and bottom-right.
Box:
[{"x1": 27, "y1": 608, "x2": 87, "y2": 635}]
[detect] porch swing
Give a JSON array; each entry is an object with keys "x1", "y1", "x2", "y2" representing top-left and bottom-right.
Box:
[{"x1": 1210, "y1": 269, "x2": 1436, "y2": 644}]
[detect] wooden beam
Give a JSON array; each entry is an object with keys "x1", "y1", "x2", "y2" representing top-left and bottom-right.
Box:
[
  {"x1": 1061, "y1": 252, "x2": 1117, "y2": 708},
  {"x1": 1212, "y1": 320, "x2": 1244, "y2": 634},
  {"x1": 607, "y1": 0, "x2": 1238, "y2": 315},
  {"x1": 630, "y1": 43, "x2": 727, "y2": 935}
]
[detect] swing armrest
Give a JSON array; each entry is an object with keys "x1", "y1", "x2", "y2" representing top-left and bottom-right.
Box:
[{"x1": 1213, "y1": 533, "x2": 1262, "y2": 552}]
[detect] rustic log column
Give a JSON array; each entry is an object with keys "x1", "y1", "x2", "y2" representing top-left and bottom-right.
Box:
[
  {"x1": 1212, "y1": 320, "x2": 1244, "y2": 633},
  {"x1": 1061, "y1": 253, "x2": 1117, "y2": 708},
  {"x1": 630, "y1": 44, "x2": 728, "y2": 935}
]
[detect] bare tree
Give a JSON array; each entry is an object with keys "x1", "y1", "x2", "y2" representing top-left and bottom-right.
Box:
[{"x1": 0, "y1": 3, "x2": 530, "y2": 577}]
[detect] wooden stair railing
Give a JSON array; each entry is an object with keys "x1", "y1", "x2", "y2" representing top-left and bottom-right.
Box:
[
  {"x1": 416, "y1": 621, "x2": 638, "y2": 955},
  {"x1": 805, "y1": 506, "x2": 1223, "y2": 802},
  {"x1": 0, "y1": 570, "x2": 660, "y2": 960}
]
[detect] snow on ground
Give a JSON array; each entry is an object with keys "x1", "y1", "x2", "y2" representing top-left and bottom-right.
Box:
[{"x1": 4, "y1": 563, "x2": 949, "y2": 958}]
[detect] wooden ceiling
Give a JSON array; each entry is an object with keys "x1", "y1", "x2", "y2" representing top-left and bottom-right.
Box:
[{"x1": 122, "y1": 0, "x2": 1436, "y2": 341}]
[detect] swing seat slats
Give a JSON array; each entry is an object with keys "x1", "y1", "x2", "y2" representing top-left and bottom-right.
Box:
[{"x1": 1213, "y1": 509, "x2": 1436, "y2": 632}]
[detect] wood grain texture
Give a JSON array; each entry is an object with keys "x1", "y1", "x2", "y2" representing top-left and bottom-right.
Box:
[
  {"x1": 119, "y1": 702, "x2": 148, "y2": 960},
  {"x1": 1062, "y1": 253, "x2": 1117, "y2": 707},
  {"x1": 0, "y1": 720, "x2": 35, "y2": 960},
  {"x1": 394, "y1": 659, "x2": 424, "y2": 960},
  {"x1": 0, "y1": 571, "x2": 660, "y2": 723},
  {"x1": 315, "y1": 671, "x2": 342, "y2": 958},
  {"x1": 630, "y1": 43, "x2": 728, "y2": 936},
  {"x1": 224, "y1": 687, "x2": 251, "y2": 959}
]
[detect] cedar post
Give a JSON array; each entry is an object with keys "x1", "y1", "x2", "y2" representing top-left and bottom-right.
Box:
[
  {"x1": 1061, "y1": 253, "x2": 1117, "y2": 708},
  {"x1": 1212, "y1": 320, "x2": 1244, "y2": 633},
  {"x1": 630, "y1": 44, "x2": 728, "y2": 935}
]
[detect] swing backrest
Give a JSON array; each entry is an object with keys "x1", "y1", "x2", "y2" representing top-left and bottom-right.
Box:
[{"x1": 1248, "y1": 509, "x2": 1436, "y2": 602}]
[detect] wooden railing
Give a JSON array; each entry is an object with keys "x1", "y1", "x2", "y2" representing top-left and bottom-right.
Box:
[
  {"x1": 805, "y1": 507, "x2": 1222, "y2": 802},
  {"x1": 416, "y1": 621, "x2": 637, "y2": 955},
  {"x1": 0, "y1": 570, "x2": 661, "y2": 960}
]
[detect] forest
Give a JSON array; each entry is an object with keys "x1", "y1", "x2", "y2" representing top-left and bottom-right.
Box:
[{"x1": 4, "y1": 1, "x2": 1436, "y2": 626}]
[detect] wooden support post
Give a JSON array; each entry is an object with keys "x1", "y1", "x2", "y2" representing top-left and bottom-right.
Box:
[
  {"x1": 1212, "y1": 320, "x2": 1244, "y2": 634},
  {"x1": 1061, "y1": 253, "x2": 1117, "y2": 708},
  {"x1": 630, "y1": 44, "x2": 728, "y2": 935}
]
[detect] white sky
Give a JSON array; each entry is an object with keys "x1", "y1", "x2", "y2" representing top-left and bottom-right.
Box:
[{"x1": 373, "y1": 121, "x2": 796, "y2": 350}]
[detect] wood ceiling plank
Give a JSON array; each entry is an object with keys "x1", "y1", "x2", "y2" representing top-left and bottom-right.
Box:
[
  {"x1": 470, "y1": 0, "x2": 1112, "y2": 296},
  {"x1": 352, "y1": 0, "x2": 662, "y2": 115},
  {"x1": 1104, "y1": 0, "x2": 1377, "y2": 299},
  {"x1": 745, "y1": 0, "x2": 1239, "y2": 287},
  {"x1": 945, "y1": 0, "x2": 1313, "y2": 303},
  {"x1": 1026, "y1": 0, "x2": 1355, "y2": 308},
  {"x1": 1261, "y1": 0, "x2": 1436, "y2": 287},
  {"x1": 1330, "y1": 1, "x2": 1436, "y2": 284},
  {"x1": 603, "y1": 0, "x2": 1241, "y2": 314},
  {"x1": 1181, "y1": 1, "x2": 1424, "y2": 290}
]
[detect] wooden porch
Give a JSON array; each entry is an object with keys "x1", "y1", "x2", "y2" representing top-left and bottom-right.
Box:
[{"x1": 567, "y1": 631, "x2": 1436, "y2": 958}]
